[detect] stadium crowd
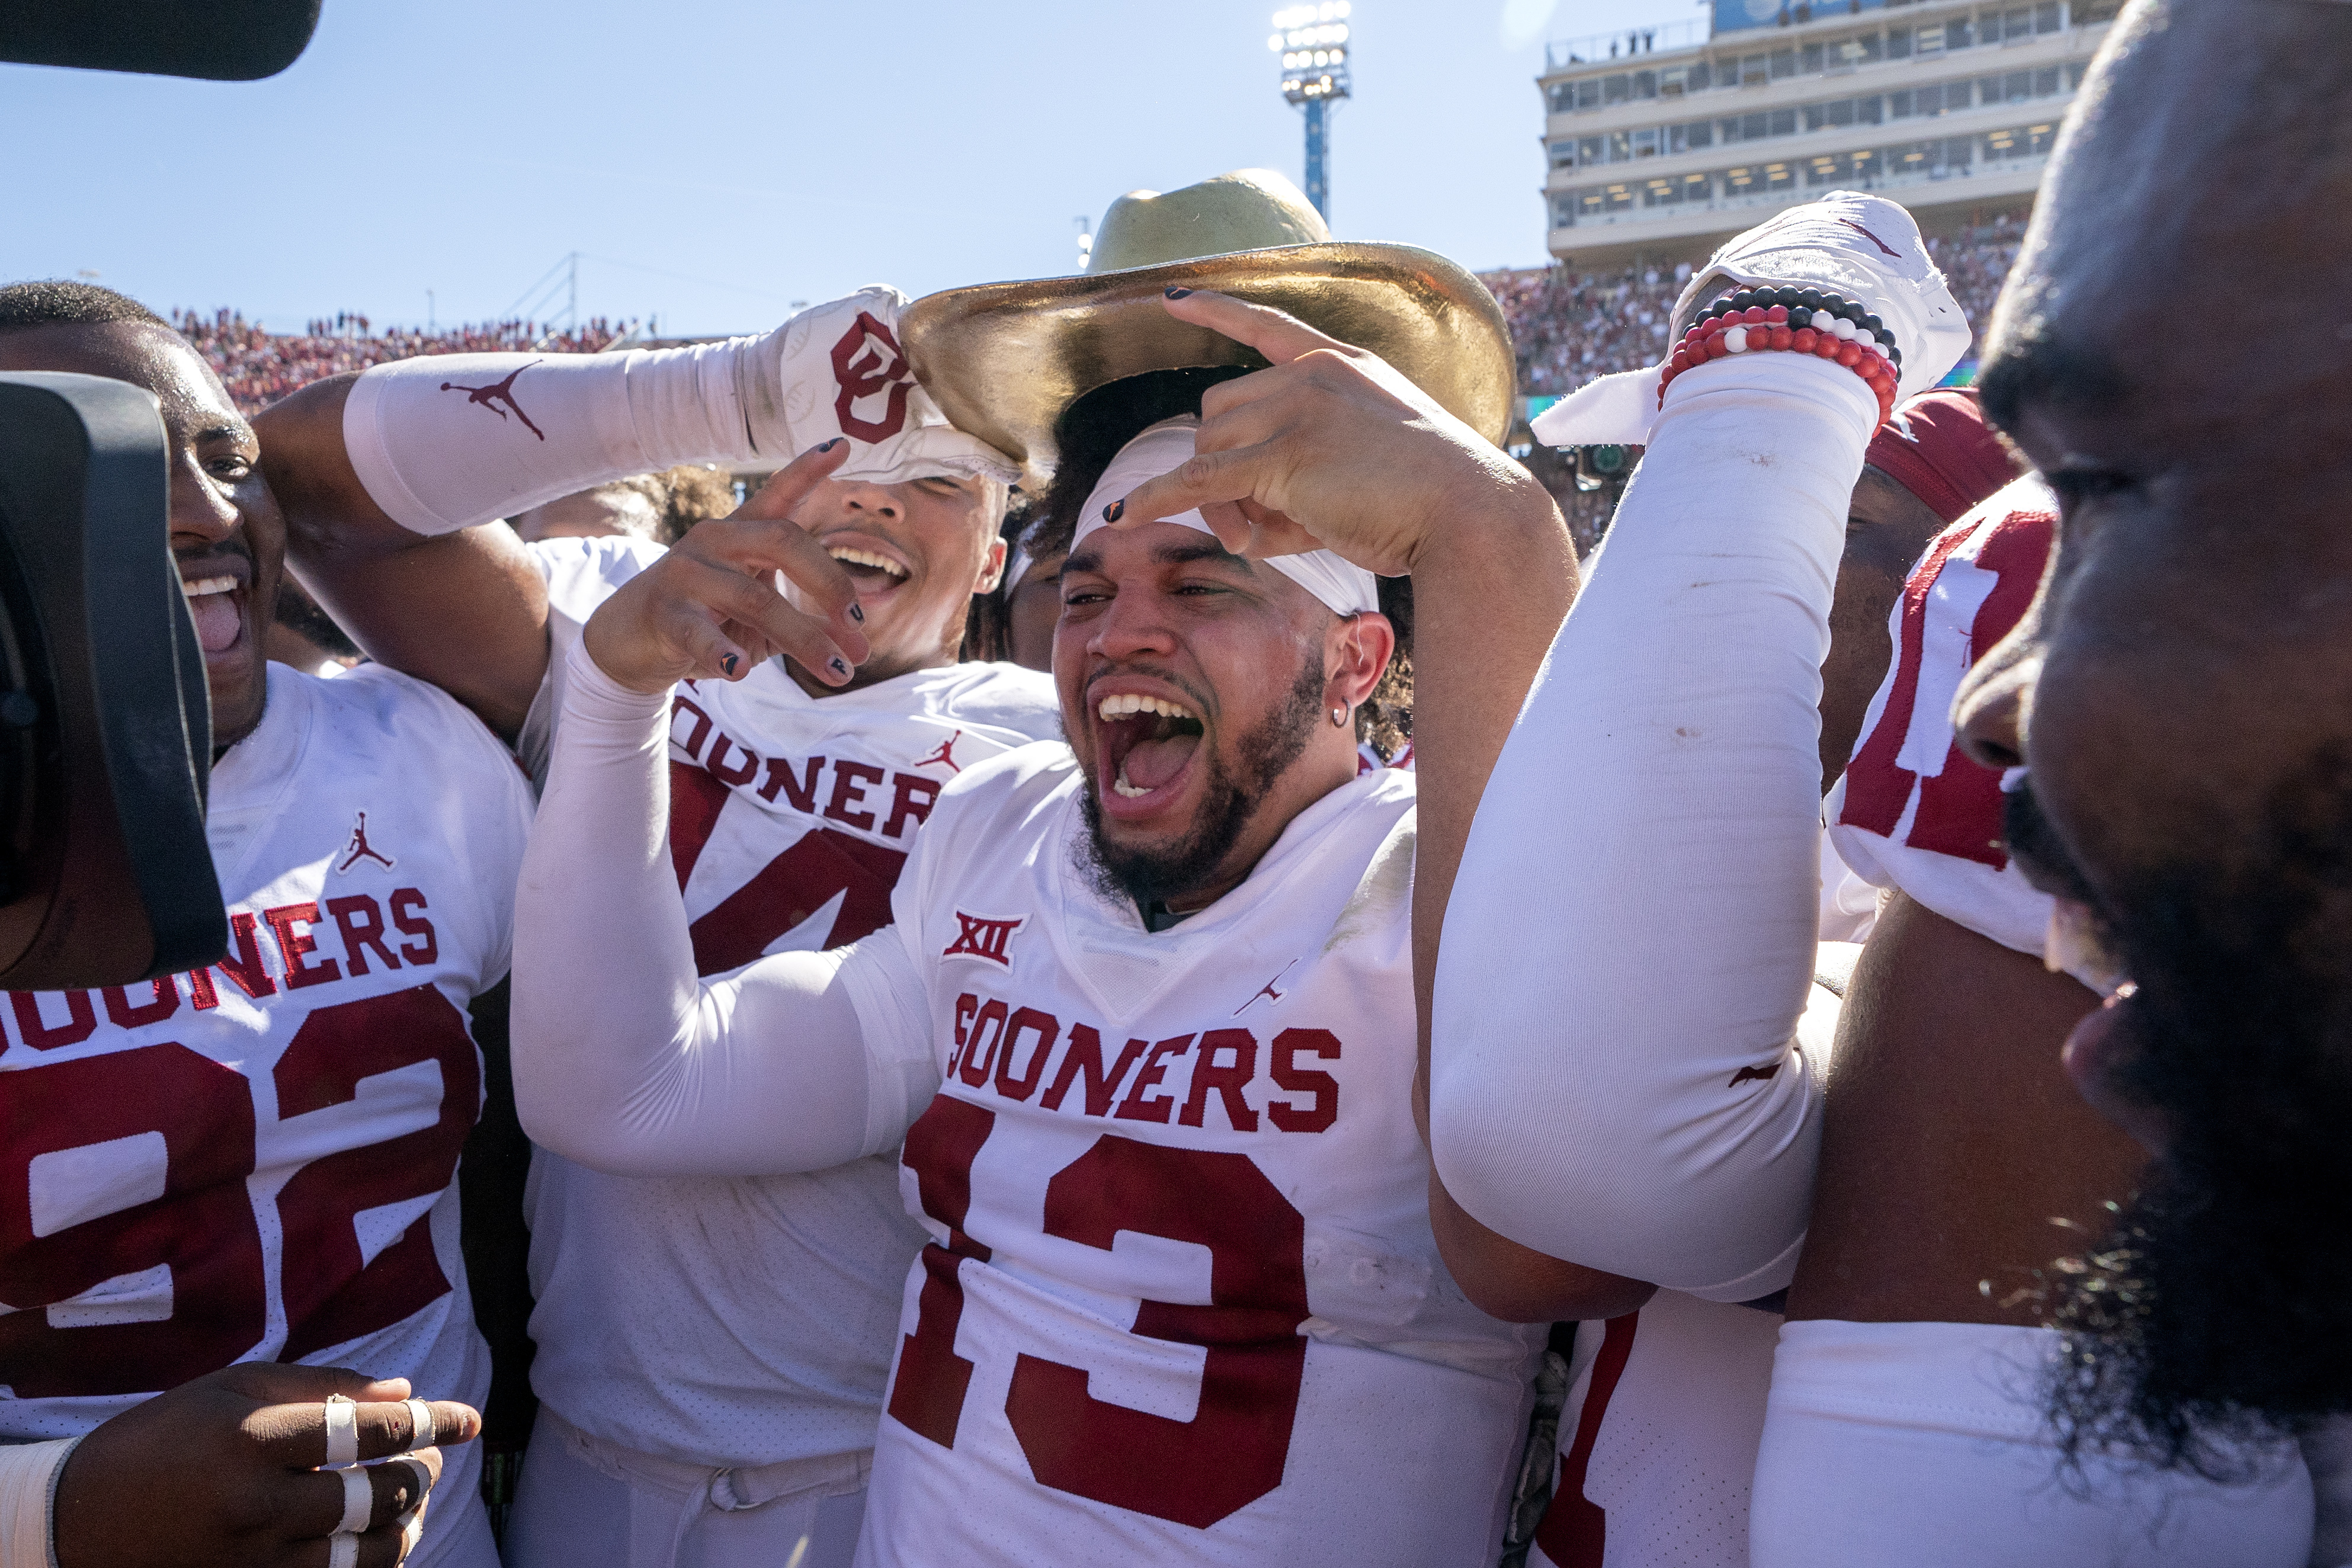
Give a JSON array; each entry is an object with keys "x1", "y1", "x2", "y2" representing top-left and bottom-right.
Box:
[
  {"x1": 171, "y1": 306, "x2": 628, "y2": 413},
  {"x1": 8, "y1": 7, "x2": 2352, "y2": 1564},
  {"x1": 1483, "y1": 211, "x2": 2024, "y2": 395}
]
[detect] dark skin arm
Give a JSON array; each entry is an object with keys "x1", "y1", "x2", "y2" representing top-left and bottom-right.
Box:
[
  {"x1": 256, "y1": 374, "x2": 551, "y2": 741},
  {"x1": 1785, "y1": 890, "x2": 2146, "y2": 1323}
]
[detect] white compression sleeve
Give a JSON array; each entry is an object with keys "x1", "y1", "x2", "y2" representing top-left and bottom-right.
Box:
[
  {"x1": 1429, "y1": 351, "x2": 1872, "y2": 1300},
  {"x1": 0, "y1": 1439, "x2": 70, "y2": 1568},
  {"x1": 1752, "y1": 1321, "x2": 2316, "y2": 1567},
  {"x1": 511, "y1": 641, "x2": 938, "y2": 1176},
  {"x1": 344, "y1": 288, "x2": 1015, "y2": 537}
]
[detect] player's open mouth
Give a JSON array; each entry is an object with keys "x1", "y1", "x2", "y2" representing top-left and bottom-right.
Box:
[
  {"x1": 828, "y1": 544, "x2": 911, "y2": 593},
  {"x1": 180, "y1": 570, "x2": 248, "y2": 660},
  {"x1": 1093, "y1": 690, "x2": 1204, "y2": 815}
]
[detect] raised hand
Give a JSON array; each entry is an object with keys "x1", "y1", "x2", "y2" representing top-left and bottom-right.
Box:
[
  {"x1": 1107, "y1": 289, "x2": 1547, "y2": 577},
  {"x1": 53, "y1": 1363, "x2": 473, "y2": 1568},
  {"x1": 583, "y1": 440, "x2": 871, "y2": 692}
]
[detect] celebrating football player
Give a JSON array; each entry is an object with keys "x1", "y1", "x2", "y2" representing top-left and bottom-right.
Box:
[
  {"x1": 1954, "y1": 0, "x2": 2352, "y2": 1520},
  {"x1": 258, "y1": 287, "x2": 1040, "y2": 1568},
  {"x1": 508, "y1": 172, "x2": 1588, "y2": 1564},
  {"x1": 0, "y1": 281, "x2": 503, "y2": 1567}
]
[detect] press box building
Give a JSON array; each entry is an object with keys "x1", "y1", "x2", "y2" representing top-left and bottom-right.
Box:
[{"x1": 1540, "y1": 0, "x2": 2122, "y2": 270}]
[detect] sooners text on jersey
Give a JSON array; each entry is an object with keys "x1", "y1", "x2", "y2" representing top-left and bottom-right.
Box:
[
  {"x1": 857, "y1": 748, "x2": 1543, "y2": 1566},
  {"x1": 0, "y1": 665, "x2": 529, "y2": 1554}
]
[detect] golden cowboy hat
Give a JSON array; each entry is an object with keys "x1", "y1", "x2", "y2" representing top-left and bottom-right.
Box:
[{"x1": 899, "y1": 168, "x2": 1515, "y2": 492}]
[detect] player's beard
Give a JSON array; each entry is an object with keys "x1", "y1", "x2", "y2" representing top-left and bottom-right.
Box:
[
  {"x1": 2006, "y1": 768, "x2": 2352, "y2": 1478},
  {"x1": 1079, "y1": 650, "x2": 1326, "y2": 914}
]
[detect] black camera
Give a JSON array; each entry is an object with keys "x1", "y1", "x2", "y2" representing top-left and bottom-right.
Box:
[
  {"x1": 0, "y1": 376, "x2": 223, "y2": 987},
  {"x1": 0, "y1": 0, "x2": 325, "y2": 987}
]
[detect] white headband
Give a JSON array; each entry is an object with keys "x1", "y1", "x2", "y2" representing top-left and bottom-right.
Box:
[{"x1": 1073, "y1": 418, "x2": 1379, "y2": 617}]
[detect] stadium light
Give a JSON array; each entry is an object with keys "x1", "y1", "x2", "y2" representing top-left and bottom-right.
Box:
[{"x1": 1267, "y1": 1, "x2": 1351, "y2": 221}]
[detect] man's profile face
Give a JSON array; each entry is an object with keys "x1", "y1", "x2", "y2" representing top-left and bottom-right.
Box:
[
  {"x1": 1055, "y1": 521, "x2": 1376, "y2": 912},
  {"x1": 779, "y1": 473, "x2": 1003, "y2": 687},
  {"x1": 0, "y1": 321, "x2": 283, "y2": 750},
  {"x1": 1953, "y1": 0, "x2": 2352, "y2": 1457}
]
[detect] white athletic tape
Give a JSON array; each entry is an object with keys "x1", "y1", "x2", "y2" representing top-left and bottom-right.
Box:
[
  {"x1": 322, "y1": 1394, "x2": 359, "y2": 1470},
  {"x1": 328, "y1": 1530, "x2": 359, "y2": 1568},
  {"x1": 395, "y1": 1456, "x2": 433, "y2": 1519},
  {"x1": 337, "y1": 1465, "x2": 373, "y2": 1534},
  {"x1": 400, "y1": 1505, "x2": 426, "y2": 1560},
  {"x1": 398, "y1": 1399, "x2": 435, "y2": 1455}
]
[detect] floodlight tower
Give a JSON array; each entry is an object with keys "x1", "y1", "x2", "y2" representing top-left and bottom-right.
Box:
[{"x1": 1268, "y1": 2, "x2": 1351, "y2": 222}]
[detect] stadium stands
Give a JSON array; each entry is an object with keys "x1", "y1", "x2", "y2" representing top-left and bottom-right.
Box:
[
  {"x1": 1479, "y1": 211, "x2": 2024, "y2": 396},
  {"x1": 173, "y1": 307, "x2": 625, "y2": 413}
]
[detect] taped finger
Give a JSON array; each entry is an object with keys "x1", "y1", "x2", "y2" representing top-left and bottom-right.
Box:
[
  {"x1": 337, "y1": 1466, "x2": 373, "y2": 1534},
  {"x1": 393, "y1": 1455, "x2": 434, "y2": 1524},
  {"x1": 395, "y1": 1400, "x2": 434, "y2": 1455},
  {"x1": 328, "y1": 1531, "x2": 358, "y2": 1568},
  {"x1": 323, "y1": 1395, "x2": 359, "y2": 1470}
]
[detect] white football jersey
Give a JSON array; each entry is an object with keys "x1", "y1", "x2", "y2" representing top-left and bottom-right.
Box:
[
  {"x1": 835, "y1": 748, "x2": 1545, "y2": 1566},
  {"x1": 1531, "y1": 1293, "x2": 1781, "y2": 1568},
  {"x1": 1827, "y1": 476, "x2": 2059, "y2": 960},
  {"x1": 0, "y1": 663, "x2": 531, "y2": 1560},
  {"x1": 520, "y1": 539, "x2": 1067, "y2": 1468}
]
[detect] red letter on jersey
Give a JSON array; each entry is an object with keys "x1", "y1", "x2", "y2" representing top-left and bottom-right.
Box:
[
  {"x1": 1039, "y1": 1025, "x2": 1150, "y2": 1117},
  {"x1": 1113, "y1": 1035, "x2": 1195, "y2": 1124},
  {"x1": 1179, "y1": 1028, "x2": 1261, "y2": 1133},
  {"x1": 956, "y1": 1000, "x2": 1009, "y2": 1088},
  {"x1": 8, "y1": 991, "x2": 97, "y2": 1051},
  {"x1": 387, "y1": 889, "x2": 438, "y2": 965},
  {"x1": 1267, "y1": 1028, "x2": 1341, "y2": 1134},
  {"x1": 824, "y1": 761, "x2": 885, "y2": 832},
  {"x1": 216, "y1": 912, "x2": 278, "y2": 1000},
  {"x1": 100, "y1": 980, "x2": 180, "y2": 1031},
  {"x1": 264, "y1": 903, "x2": 341, "y2": 990},
  {"x1": 993, "y1": 1008, "x2": 1059, "y2": 1104},
  {"x1": 326, "y1": 894, "x2": 401, "y2": 978}
]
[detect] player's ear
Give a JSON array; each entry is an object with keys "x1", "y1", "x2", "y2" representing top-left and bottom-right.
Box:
[
  {"x1": 1329, "y1": 611, "x2": 1395, "y2": 708},
  {"x1": 974, "y1": 538, "x2": 1008, "y2": 597}
]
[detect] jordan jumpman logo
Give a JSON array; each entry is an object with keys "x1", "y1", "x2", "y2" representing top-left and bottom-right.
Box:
[
  {"x1": 1233, "y1": 958, "x2": 1299, "y2": 1017},
  {"x1": 914, "y1": 730, "x2": 964, "y2": 774},
  {"x1": 440, "y1": 360, "x2": 546, "y2": 441},
  {"x1": 335, "y1": 812, "x2": 397, "y2": 874}
]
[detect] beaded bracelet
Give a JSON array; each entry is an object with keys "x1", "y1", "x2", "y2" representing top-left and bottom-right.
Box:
[{"x1": 1659, "y1": 285, "x2": 1902, "y2": 423}]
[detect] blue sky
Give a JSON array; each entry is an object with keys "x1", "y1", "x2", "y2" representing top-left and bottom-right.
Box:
[{"x1": 1, "y1": 0, "x2": 1693, "y2": 337}]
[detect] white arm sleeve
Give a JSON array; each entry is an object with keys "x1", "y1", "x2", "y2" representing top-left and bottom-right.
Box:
[
  {"x1": 0, "y1": 1438, "x2": 70, "y2": 1568},
  {"x1": 1429, "y1": 351, "x2": 1872, "y2": 1300},
  {"x1": 343, "y1": 288, "x2": 1015, "y2": 538},
  {"x1": 511, "y1": 640, "x2": 940, "y2": 1176}
]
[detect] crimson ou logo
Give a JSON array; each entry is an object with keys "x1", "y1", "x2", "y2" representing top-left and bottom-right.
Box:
[{"x1": 830, "y1": 311, "x2": 914, "y2": 444}]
